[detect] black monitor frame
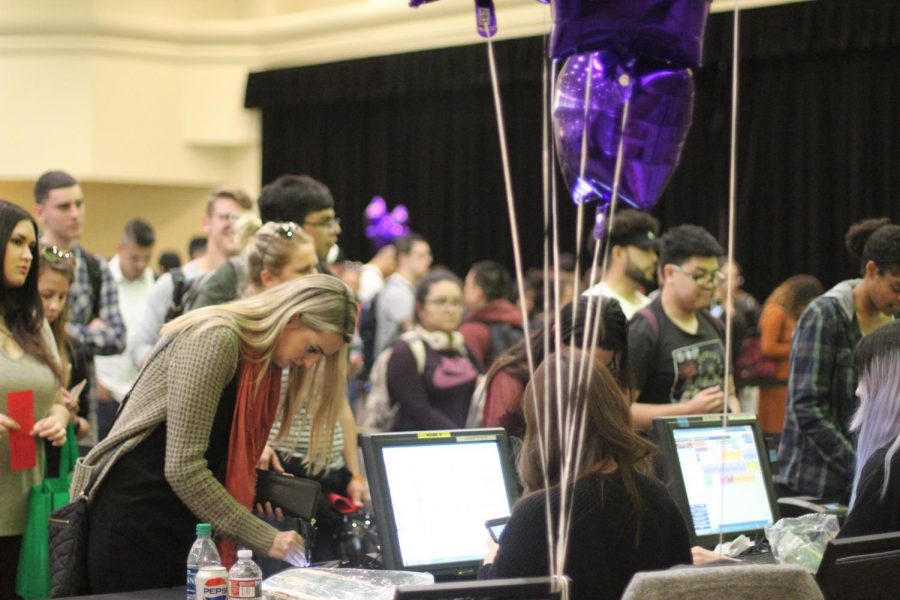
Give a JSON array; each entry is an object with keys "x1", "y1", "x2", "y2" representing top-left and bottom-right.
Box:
[
  {"x1": 362, "y1": 428, "x2": 520, "y2": 580},
  {"x1": 652, "y1": 413, "x2": 781, "y2": 548},
  {"x1": 816, "y1": 531, "x2": 900, "y2": 600}
]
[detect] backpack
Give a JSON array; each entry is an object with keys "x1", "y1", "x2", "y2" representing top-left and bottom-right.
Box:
[
  {"x1": 164, "y1": 268, "x2": 209, "y2": 323},
  {"x1": 485, "y1": 322, "x2": 524, "y2": 367},
  {"x1": 82, "y1": 251, "x2": 103, "y2": 321},
  {"x1": 357, "y1": 331, "x2": 426, "y2": 433},
  {"x1": 357, "y1": 292, "x2": 380, "y2": 379}
]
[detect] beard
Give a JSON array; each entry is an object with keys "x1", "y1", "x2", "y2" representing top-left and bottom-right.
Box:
[{"x1": 625, "y1": 259, "x2": 656, "y2": 291}]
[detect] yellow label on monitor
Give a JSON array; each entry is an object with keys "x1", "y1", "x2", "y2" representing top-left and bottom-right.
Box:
[{"x1": 417, "y1": 431, "x2": 451, "y2": 439}]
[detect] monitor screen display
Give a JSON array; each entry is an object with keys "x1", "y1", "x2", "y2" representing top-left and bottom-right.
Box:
[
  {"x1": 672, "y1": 424, "x2": 775, "y2": 537},
  {"x1": 363, "y1": 429, "x2": 518, "y2": 577}
]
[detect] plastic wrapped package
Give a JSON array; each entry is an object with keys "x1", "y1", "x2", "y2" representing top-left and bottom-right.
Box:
[
  {"x1": 263, "y1": 568, "x2": 434, "y2": 600},
  {"x1": 765, "y1": 513, "x2": 840, "y2": 572}
]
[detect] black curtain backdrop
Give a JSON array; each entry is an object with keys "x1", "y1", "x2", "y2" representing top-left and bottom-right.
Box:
[{"x1": 246, "y1": 0, "x2": 900, "y2": 300}]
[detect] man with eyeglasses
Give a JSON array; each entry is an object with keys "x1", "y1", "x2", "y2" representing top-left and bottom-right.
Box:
[
  {"x1": 33, "y1": 170, "x2": 127, "y2": 359},
  {"x1": 585, "y1": 209, "x2": 660, "y2": 319},
  {"x1": 627, "y1": 224, "x2": 741, "y2": 431}
]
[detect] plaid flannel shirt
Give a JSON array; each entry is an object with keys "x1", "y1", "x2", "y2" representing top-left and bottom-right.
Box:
[
  {"x1": 66, "y1": 246, "x2": 127, "y2": 356},
  {"x1": 775, "y1": 280, "x2": 862, "y2": 503}
]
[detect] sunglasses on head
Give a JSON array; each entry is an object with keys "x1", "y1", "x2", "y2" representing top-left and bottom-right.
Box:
[{"x1": 42, "y1": 245, "x2": 74, "y2": 262}]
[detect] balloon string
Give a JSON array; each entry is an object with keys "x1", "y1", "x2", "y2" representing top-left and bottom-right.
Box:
[{"x1": 718, "y1": 0, "x2": 742, "y2": 554}]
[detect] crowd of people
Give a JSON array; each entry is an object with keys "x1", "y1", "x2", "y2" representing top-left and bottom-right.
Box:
[{"x1": 0, "y1": 168, "x2": 898, "y2": 598}]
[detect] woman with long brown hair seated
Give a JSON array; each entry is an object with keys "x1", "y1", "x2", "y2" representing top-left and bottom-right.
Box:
[{"x1": 480, "y1": 349, "x2": 690, "y2": 600}]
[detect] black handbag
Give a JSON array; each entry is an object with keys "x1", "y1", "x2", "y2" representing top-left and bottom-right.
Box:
[
  {"x1": 255, "y1": 469, "x2": 322, "y2": 521},
  {"x1": 47, "y1": 495, "x2": 90, "y2": 597}
]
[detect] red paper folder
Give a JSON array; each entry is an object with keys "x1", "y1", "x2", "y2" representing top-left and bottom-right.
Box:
[{"x1": 7, "y1": 389, "x2": 36, "y2": 472}]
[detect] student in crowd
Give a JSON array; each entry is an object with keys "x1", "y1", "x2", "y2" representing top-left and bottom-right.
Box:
[
  {"x1": 188, "y1": 235, "x2": 207, "y2": 260},
  {"x1": 357, "y1": 243, "x2": 397, "y2": 304},
  {"x1": 386, "y1": 271, "x2": 479, "y2": 431},
  {"x1": 777, "y1": 219, "x2": 900, "y2": 503},
  {"x1": 839, "y1": 320, "x2": 900, "y2": 537},
  {"x1": 192, "y1": 175, "x2": 340, "y2": 310},
  {"x1": 32, "y1": 170, "x2": 126, "y2": 357},
  {"x1": 130, "y1": 186, "x2": 252, "y2": 367},
  {"x1": 156, "y1": 251, "x2": 181, "y2": 277},
  {"x1": 480, "y1": 349, "x2": 691, "y2": 600},
  {"x1": 93, "y1": 219, "x2": 157, "y2": 440},
  {"x1": 0, "y1": 201, "x2": 69, "y2": 599},
  {"x1": 584, "y1": 209, "x2": 660, "y2": 318},
  {"x1": 38, "y1": 245, "x2": 91, "y2": 443},
  {"x1": 460, "y1": 260, "x2": 523, "y2": 368},
  {"x1": 73, "y1": 275, "x2": 358, "y2": 592},
  {"x1": 374, "y1": 233, "x2": 433, "y2": 357},
  {"x1": 627, "y1": 224, "x2": 741, "y2": 431},
  {"x1": 756, "y1": 275, "x2": 823, "y2": 435},
  {"x1": 710, "y1": 260, "x2": 762, "y2": 368},
  {"x1": 483, "y1": 296, "x2": 629, "y2": 439}
]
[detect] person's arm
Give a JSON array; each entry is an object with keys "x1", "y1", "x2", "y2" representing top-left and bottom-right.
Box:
[
  {"x1": 839, "y1": 449, "x2": 900, "y2": 538},
  {"x1": 759, "y1": 304, "x2": 792, "y2": 359},
  {"x1": 162, "y1": 327, "x2": 279, "y2": 557},
  {"x1": 338, "y1": 399, "x2": 367, "y2": 506},
  {"x1": 483, "y1": 495, "x2": 548, "y2": 579},
  {"x1": 130, "y1": 272, "x2": 175, "y2": 368},
  {"x1": 66, "y1": 264, "x2": 127, "y2": 356},
  {"x1": 786, "y1": 303, "x2": 855, "y2": 471},
  {"x1": 387, "y1": 341, "x2": 458, "y2": 430},
  {"x1": 32, "y1": 394, "x2": 70, "y2": 447}
]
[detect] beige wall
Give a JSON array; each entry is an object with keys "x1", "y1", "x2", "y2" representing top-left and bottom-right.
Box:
[{"x1": 1, "y1": 181, "x2": 215, "y2": 264}]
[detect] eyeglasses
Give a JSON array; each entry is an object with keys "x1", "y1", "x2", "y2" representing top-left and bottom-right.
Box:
[
  {"x1": 425, "y1": 297, "x2": 463, "y2": 309},
  {"x1": 41, "y1": 245, "x2": 74, "y2": 262},
  {"x1": 671, "y1": 264, "x2": 726, "y2": 287},
  {"x1": 303, "y1": 217, "x2": 341, "y2": 231}
]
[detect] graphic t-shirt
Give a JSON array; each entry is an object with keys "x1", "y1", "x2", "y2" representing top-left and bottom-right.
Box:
[{"x1": 628, "y1": 298, "x2": 725, "y2": 405}]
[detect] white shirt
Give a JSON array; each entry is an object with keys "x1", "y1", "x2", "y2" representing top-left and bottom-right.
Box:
[
  {"x1": 584, "y1": 280, "x2": 650, "y2": 320},
  {"x1": 93, "y1": 255, "x2": 156, "y2": 401},
  {"x1": 357, "y1": 263, "x2": 386, "y2": 304}
]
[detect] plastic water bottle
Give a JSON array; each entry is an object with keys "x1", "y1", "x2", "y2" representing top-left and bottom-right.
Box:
[
  {"x1": 228, "y1": 549, "x2": 262, "y2": 600},
  {"x1": 187, "y1": 523, "x2": 222, "y2": 600}
]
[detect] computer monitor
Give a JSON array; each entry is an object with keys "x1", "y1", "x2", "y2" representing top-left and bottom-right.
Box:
[
  {"x1": 652, "y1": 414, "x2": 780, "y2": 548},
  {"x1": 816, "y1": 531, "x2": 900, "y2": 600},
  {"x1": 362, "y1": 428, "x2": 519, "y2": 580}
]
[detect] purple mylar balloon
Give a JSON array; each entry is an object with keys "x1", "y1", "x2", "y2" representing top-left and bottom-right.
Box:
[
  {"x1": 365, "y1": 196, "x2": 411, "y2": 249},
  {"x1": 549, "y1": 0, "x2": 710, "y2": 68},
  {"x1": 552, "y1": 50, "x2": 694, "y2": 211}
]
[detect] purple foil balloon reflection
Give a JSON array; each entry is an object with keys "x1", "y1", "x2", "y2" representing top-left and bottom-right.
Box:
[
  {"x1": 365, "y1": 196, "x2": 411, "y2": 249},
  {"x1": 549, "y1": 0, "x2": 710, "y2": 68},
  {"x1": 552, "y1": 51, "x2": 695, "y2": 211}
]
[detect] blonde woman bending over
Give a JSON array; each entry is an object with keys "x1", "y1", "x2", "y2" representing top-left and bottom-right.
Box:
[{"x1": 72, "y1": 275, "x2": 357, "y2": 593}]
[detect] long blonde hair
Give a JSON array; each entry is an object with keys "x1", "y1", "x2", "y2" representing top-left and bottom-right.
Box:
[{"x1": 161, "y1": 274, "x2": 358, "y2": 469}]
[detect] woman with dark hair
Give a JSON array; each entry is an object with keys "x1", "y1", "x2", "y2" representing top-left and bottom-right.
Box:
[
  {"x1": 839, "y1": 320, "x2": 900, "y2": 537},
  {"x1": 386, "y1": 271, "x2": 480, "y2": 431},
  {"x1": 777, "y1": 219, "x2": 900, "y2": 503},
  {"x1": 481, "y1": 349, "x2": 691, "y2": 600},
  {"x1": 0, "y1": 200, "x2": 69, "y2": 599},
  {"x1": 482, "y1": 295, "x2": 630, "y2": 438},
  {"x1": 756, "y1": 275, "x2": 824, "y2": 435}
]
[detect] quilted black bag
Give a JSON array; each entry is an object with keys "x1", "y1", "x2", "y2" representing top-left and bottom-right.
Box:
[{"x1": 47, "y1": 493, "x2": 90, "y2": 597}]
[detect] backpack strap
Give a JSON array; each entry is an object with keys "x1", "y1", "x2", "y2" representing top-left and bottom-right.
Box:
[
  {"x1": 399, "y1": 331, "x2": 427, "y2": 374},
  {"x1": 82, "y1": 251, "x2": 103, "y2": 320},
  {"x1": 164, "y1": 268, "x2": 187, "y2": 323}
]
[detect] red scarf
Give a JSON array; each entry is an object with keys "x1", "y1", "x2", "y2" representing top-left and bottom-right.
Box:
[{"x1": 218, "y1": 360, "x2": 282, "y2": 567}]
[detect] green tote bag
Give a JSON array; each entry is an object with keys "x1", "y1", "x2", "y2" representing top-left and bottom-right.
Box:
[{"x1": 16, "y1": 424, "x2": 79, "y2": 600}]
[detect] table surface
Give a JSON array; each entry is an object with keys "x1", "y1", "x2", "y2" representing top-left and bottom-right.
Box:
[{"x1": 58, "y1": 586, "x2": 185, "y2": 600}]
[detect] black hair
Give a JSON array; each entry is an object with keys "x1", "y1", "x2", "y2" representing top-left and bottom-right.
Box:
[
  {"x1": 123, "y1": 218, "x2": 155, "y2": 248},
  {"x1": 188, "y1": 236, "x2": 207, "y2": 257},
  {"x1": 414, "y1": 270, "x2": 463, "y2": 307},
  {"x1": 854, "y1": 320, "x2": 900, "y2": 375},
  {"x1": 659, "y1": 224, "x2": 723, "y2": 268},
  {"x1": 0, "y1": 200, "x2": 63, "y2": 383},
  {"x1": 603, "y1": 209, "x2": 660, "y2": 248},
  {"x1": 395, "y1": 233, "x2": 427, "y2": 256},
  {"x1": 469, "y1": 260, "x2": 512, "y2": 302},
  {"x1": 157, "y1": 251, "x2": 181, "y2": 274},
  {"x1": 257, "y1": 175, "x2": 334, "y2": 224},
  {"x1": 33, "y1": 170, "x2": 78, "y2": 203},
  {"x1": 845, "y1": 218, "x2": 900, "y2": 275}
]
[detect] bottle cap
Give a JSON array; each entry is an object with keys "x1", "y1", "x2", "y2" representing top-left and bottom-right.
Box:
[
  {"x1": 196, "y1": 523, "x2": 212, "y2": 536},
  {"x1": 237, "y1": 549, "x2": 253, "y2": 559}
]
